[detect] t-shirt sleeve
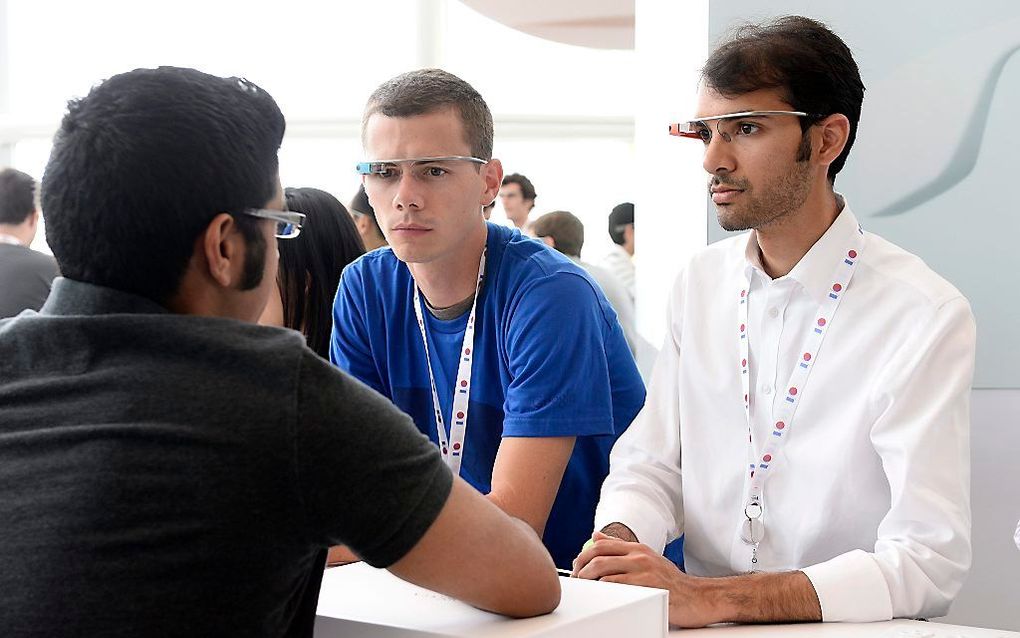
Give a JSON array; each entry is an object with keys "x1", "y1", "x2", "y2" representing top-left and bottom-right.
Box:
[
  {"x1": 293, "y1": 351, "x2": 453, "y2": 568},
  {"x1": 502, "y1": 270, "x2": 619, "y2": 438},
  {"x1": 330, "y1": 264, "x2": 388, "y2": 396}
]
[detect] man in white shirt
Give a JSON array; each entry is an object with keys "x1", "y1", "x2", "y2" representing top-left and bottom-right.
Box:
[
  {"x1": 600, "y1": 202, "x2": 635, "y2": 302},
  {"x1": 573, "y1": 16, "x2": 976, "y2": 627}
]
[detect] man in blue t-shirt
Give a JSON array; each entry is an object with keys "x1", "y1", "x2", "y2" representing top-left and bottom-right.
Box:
[{"x1": 331, "y1": 69, "x2": 645, "y2": 568}]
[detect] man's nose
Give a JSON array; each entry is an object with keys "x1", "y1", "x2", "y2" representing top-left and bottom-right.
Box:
[
  {"x1": 392, "y1": 173, "x2": 424, "y2": 211},
  {"x1": 703, "y1": 133, "x2": 736, "y2": 175}
]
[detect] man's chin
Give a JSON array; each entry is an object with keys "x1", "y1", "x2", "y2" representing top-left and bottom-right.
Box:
[
  {"x1": 716, "y1": 207, "x2": 753, "y2": 233},
  {"x1": 388, "y1": 244, "x2": 431, "y2": 265}
]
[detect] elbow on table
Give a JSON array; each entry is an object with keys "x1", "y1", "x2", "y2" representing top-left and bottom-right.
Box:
[{"x1": 500, "y1": 569, "x2": 562, "y2": 618}]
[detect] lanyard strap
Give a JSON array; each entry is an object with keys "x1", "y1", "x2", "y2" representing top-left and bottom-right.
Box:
[
  {"x1": 411, "y1": 249, "x2": 486, "y2": 476},
  {"x1": 738, "y1": 227, "x2": 864, "y2": 516}
]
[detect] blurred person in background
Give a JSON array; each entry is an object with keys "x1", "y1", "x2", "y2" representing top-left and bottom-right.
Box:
[
  {"x1": 350, "y1": 184, "x2": 387, "y2": 251},
  {"x1": 260, "y1": 186, "x2": 365, "y2": 358},
  {"x1": 499, "y1": 172, "x2": 537, "y2": 231},
  {"x1": 0, "y1": 168, "x2": 59, "y2": 318},
  {"x1": 530, "y1": 210, "x2": 638, "y2": 358},
  {"x1": 600, "y1": 202, "x2": 634, "y2": 301}
]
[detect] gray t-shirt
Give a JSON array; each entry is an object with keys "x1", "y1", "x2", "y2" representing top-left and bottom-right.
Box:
[
  {"x1": 0, "y1": 278, "x2": 452, "y2": 638},
  {"x1": 0, "y1": 242, "x2": 59, "y2": 318}
]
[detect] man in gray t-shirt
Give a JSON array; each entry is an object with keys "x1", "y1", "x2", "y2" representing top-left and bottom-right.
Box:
[
  {"x1": 0, "y1": 167, "x2": 59, "y2": 318},
  {"x1": 0, "y1": 66, "x2": 559, "y2": 638}
]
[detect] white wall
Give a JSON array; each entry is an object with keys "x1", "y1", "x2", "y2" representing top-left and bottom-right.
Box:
[
  {"x1": 944, "y1": 390, "x2": 1020, "y2": 631},
  {"x1": 632, "y1": 0, "x2": 709, "y2": 346}
]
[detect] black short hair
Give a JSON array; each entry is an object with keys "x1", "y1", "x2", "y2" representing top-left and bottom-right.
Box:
[
  {"x1": 608, "y1": 202, "x2": 634, "y2": 245},
  {"x1": 501, "y1": 173, "x2": 537, "y2": 202},
  {"x1": 702, "y1": 16, "x2": 865, "y2": 183},
  {"x1": 532, "y1": 210, "x2": 584, "y2": 257},
  {"x1": 41, "y1": 66, "x2": 286, "y2": 303},
  {"x1": 281, "y1": 187, "x2": 365, "y2": 359},
  {"x1": 0, "y1": 168, "x2": 37, "y2": 225},
  {"x1": 364, "y1": 68, "x2": 493, "y2": 160}
]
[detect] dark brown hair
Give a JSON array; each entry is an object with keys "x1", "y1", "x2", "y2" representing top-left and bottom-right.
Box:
[
  {"x1": 532, "y1": 210, "x2": 584, "y2": 258},
  {"x1": 702, "y1": 16, "x2": 865, "y2": 182},
  {"x1": 363, "y1": 68, "x2": 493, "y2": 160}
]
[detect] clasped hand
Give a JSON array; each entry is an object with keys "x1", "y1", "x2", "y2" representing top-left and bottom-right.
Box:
[{"x1": 571, "y1": 532, "x2": 719, "y2": 628}]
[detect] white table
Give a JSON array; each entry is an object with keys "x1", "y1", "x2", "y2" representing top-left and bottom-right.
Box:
[
  {"x1": 672, "y1": 619, "x2": 1019, "y2": 637},
  {"x1": 315, "y1": 565, "x2": 1018, "y2": 638}
]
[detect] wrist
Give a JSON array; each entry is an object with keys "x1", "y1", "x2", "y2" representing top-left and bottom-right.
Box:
[{"x1": 690, "y1": 574, "x2": 730, "y2": 625}]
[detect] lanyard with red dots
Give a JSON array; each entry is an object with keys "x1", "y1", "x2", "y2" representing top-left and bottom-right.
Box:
[
  {"x1": 412, "y1": 248, "x2": 486, "y2": 476},
  {"x1": 737, "y1": 228, "x2": 863, "y2": 566}
]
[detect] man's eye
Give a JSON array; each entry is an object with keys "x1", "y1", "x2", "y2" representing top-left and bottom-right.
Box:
[
  {"x1": 375, "y1": 168, "x2": 396, "y2": 179},
  {"x1": 737, "y1": 122, "x2": 759, "y2": 135},
  {"x1": 696, "y1": 127, "x2": 711, "y2": 143},
  {"x1": 426, "y1": 166, "x2": 447, "y2": 177}
]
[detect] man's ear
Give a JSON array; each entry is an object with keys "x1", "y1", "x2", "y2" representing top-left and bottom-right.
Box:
[
  {"x1": 201, "y1": 213, "x2": 243, "y2": 288},
  {"x1": 541, "y1": 235, "x2": 556, "y2": 249},
  {"x1": 481, "y1": 158, "x2": 504, "y2": 206},
  {"x1": 815, "y1": 113, "x2": 850, "y2": 172}
]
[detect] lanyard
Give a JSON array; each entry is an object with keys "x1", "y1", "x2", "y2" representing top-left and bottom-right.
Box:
[
  {"x1": 411, "y1": 249, "x2": 486, "y2": 476},
  {"x1": 737, "y1": 226, "x2": 863, "y2": 567},
  {"x1": 0, "y1": 234, "x2": 22, "y2": 246}
]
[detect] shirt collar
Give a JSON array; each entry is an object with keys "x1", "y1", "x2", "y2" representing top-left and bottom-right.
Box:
[
  {"x1": 40, "y1": 277, "x2": 170, "y2": 317},
  {"x1": 743, "y1": 195, "x2": 860, "y2": 305}
]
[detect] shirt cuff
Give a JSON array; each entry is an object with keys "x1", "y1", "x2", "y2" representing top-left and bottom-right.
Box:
[
  {"x1": 593, "y1": 494, "x2": 671, "y2": 554},
  {"x1": 802, "y1": 549, "x2": 893, "y2": 622}
]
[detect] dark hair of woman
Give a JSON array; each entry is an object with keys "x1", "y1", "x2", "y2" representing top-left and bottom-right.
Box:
[{"x1": 279, "y1": 187, "x2": 365, "y2": 358}]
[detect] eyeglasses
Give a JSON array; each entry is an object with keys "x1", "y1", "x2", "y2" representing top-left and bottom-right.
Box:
[
  {"x1": 243, "y1": 208, "x2": 306, "y2": 239},
  {"x1": 355, "y1": 155, "x2": 488, "y2": 177},
  {"x1": 669, "y1": 110, "x2": 819, "y2": 144}
]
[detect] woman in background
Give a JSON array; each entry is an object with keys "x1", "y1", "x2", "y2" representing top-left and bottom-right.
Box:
[{"x1": 261, "y1": 187, "x2": 365, "y2": 358}]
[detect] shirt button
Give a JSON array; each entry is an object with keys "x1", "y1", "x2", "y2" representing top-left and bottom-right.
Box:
[
  {"x1": 768, "y1": 307, "x2": 779, "y2": 318},
  {"x1": 761, "y1": 384, "x2": 773, "y2": 395}
]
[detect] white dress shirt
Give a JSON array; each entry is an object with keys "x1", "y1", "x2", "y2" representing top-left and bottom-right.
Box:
[
  {"x1": 599, "y1": 244, "x2": 635, "y2": 302},
  {"x1": 595, "y1": 202, "x2": 976, "y2": 622}
]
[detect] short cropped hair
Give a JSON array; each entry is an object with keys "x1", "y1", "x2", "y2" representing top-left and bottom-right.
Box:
[
  {"x1": 702, "y1": 15, "x2": 865, "y2": 182},
  {"x1": 0, "y1": 168, "x2": 37, "y2": 225},
  {"x1": 607, "y1": 202, "x2": 633, "y2": 246},
  {"x1": 41, "y1": 66, "x2": 285, "y2": 303},
  {"x1": 363, "y1": 68, "x2": 493, "y2": 160},
  {"x1": 532, "y1": 210, "x2": 584, "y2": 258},
  {"x1": 501, "y1": 173, "x2": 537, "y2": 202}
]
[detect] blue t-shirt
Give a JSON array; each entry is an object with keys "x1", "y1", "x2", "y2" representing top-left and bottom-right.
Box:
[{"x1": 331, "y1": 223, "x2": 645, "y2": 568}]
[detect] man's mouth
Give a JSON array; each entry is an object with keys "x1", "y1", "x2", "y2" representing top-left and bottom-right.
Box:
[{"x1": 710, "y1": 186, "x2": 744, "y2": 204}]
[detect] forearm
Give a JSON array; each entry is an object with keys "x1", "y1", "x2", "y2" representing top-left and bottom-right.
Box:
[
  {"x1": 486, "y1": 488, "x2": 546, "y2": 537},
  {"x1": 694, "y1": 570, "x2": 821, "y2": 625}
]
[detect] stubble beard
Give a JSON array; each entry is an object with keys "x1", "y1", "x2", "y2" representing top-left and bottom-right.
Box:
[
  {"x1": 713, "y1": 138, "x2": 814, "y2": 232},
  {"x1": 714, "y1": 158, "x2": 807, "y2": 232}
]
